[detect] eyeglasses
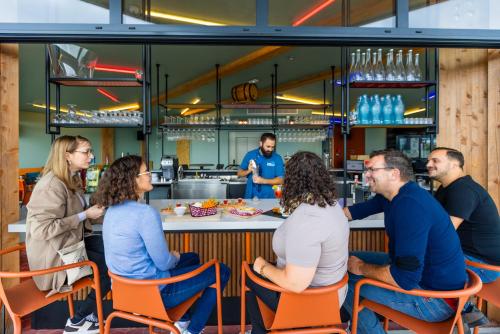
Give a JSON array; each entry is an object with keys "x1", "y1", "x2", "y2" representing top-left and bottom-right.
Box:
[
  {"x1": 73, "y1": 149, "x2": 94, "y2": 156},
  {"x1": 364, "y1": 166, "x2": 394, "y2": 173},
  {"x1": 137, "y1": 170, "x2": 151, "y2": 176}
]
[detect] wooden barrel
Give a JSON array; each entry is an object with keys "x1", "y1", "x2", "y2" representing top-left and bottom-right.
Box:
[{"x1": 231, "y1": 83, "x2": 258, "y2": 103}]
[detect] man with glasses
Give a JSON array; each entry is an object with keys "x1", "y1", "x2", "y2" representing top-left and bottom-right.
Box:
[{"x1": 341, "y1": 149, "x2": 466, "y2": 334}]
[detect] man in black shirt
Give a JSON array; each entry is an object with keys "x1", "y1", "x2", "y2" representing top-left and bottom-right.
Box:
[{"x1": 427, "y1": 147, "x2": 500, "y2": 328}]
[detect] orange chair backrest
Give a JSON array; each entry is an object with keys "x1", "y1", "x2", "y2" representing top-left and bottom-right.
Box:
[
  {"x1": 243, "y1": 261, "x2": 347, "y2": 331},
  {"x1": 108, "y1": 271, "x2": 170, "y2": 321}
]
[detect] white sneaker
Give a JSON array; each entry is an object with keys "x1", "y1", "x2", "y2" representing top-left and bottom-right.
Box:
[
  {"x1": 63, "y1": 317, "x2": 99, "y2": 334},
  {"x1": 170, "y1": 320, "x2": 190, "y2": 334}
]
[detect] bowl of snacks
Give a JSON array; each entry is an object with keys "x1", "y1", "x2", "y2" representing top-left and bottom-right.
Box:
[
  {"x1": 189, "y1": 199, "x2": 218, "y2": 217},
  {"x1": 174, "y1": 206, "x2": 187, "y2": 216}
]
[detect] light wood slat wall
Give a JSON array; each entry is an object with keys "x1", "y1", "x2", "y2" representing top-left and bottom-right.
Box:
[
  {"x1": 1, "y1": 43, "x2": 20, "y2": 333},
  {"x1": 438, "y1": 48, "x2": 500, "y2": 321}
]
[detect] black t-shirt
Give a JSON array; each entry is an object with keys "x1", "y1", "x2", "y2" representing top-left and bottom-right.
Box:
[{"x1": 434, "y1": 175, "x2": 500, "y2": 265}]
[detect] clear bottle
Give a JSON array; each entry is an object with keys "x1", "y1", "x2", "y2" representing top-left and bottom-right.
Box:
[
  {"x1": 395, "y1": 50, "x2": 406, "y2": 81},
  {"x1": 349, "y1": 52, "x2": 357, "y2": 82},
  {"x1": 414, "y1": 53, "x2": 422, "y2": 81},
  {"x1": 354, "y1": 49, "x2": 363, "y2": 81},
  {"x1": 364, "y1": 48, "x2": 374, "y2": 81},
  {"x1": 360, "y1": 52, "x2": 366, "y2": 81},
  {"x1": 382, "y1": 94, "x2": 394, "y2": 124},
  {"x1": 374, "y1": 49, "x2": 385, "y2": 81},
  {"x1": 386, "y1": 49, "x2": 396, "y2": 81},
  {"x1": 370, "y1": 94, "x2": 382, "y2": 124},
  {"x1": 100, "y1": 156, "x2": 110, "y2": 179},
  {"x1": 405, "y1": 49, "x2": 416, "y2": 81},
  {"x1": 393, "y1": 94, "x2": 405, "y2": 124},
  {"x1": 358, "y1": 94, "x2": 371, "y2": 124}
]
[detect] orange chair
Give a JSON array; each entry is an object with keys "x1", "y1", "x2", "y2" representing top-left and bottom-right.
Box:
[
  {"x1": 240, "y1": 261, "x2": 349, "y2": 334},
  {"x1": 0, "y1": 243, "x2": 104, "y2": 334},
  {"x1": 104, "y1": 259, "x2": 223, "y2": 334},
  {"x1": 465, "y1": 259, "x2": 500, "y2": 334},
  {"x1": 351, "y1": 269, "x2": 482, "y2": 334}
]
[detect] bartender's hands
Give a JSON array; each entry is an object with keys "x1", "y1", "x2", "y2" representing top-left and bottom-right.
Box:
[
  {"x1": 253, "y1": 176, "x2": 264, "y2": 184},
  {"x1": 85, "y1": 205, "x2": 105, "y2": 220},
  {"x1": 171, "y1": 250, "x2": 180, "y2": 261},
  {"x1": 348, "y1": 255, "x2": 365, "y2": 275},
  {"x1": 253, "y1": 256, "x2": 268, "y2": 273}
]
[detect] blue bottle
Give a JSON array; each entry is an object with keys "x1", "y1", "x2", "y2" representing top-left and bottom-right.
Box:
[
  {"x1": 382, "y1": 94, "x2": 393, "y2": 124},
  {"x1": 370, "y1": 94, "x2": 382, "y2": 124},
  {"x1": 358, "y1": 94, "x2": 371, "y2": 124},
  {"x1": 393, "y1": 94, "x2": 405, "y2": 124}
]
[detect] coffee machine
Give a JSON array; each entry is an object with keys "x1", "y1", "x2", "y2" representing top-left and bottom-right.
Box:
[{"x1": 160, "y1": 155, "x2": 179, "y2": 181}]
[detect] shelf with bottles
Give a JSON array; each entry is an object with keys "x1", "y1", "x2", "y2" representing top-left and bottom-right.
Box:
[
  {"x1": 349, "y1": 48, "x2": 427, "y2": 84},
  {"x1": 349, "y1": 94, "x2": 435, "y2": 129}
]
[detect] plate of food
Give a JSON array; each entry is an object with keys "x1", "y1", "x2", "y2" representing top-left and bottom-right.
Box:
[
  {"x1": 160, "y1": 206, "x2": 174, "y2": 214},
  {"x1": 229, "y1": 206, "x2": 263, "y2": 218}
]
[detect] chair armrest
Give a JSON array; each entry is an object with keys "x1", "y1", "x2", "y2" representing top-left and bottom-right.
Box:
[
  {"x1": 0, "y1": 243, "x2": 26, "y2": 256},
  {"x1": 465, "y1": 259, "x2": 500, "y2": 272},
  {"x1": 0, "y1": 260, "x2": 99, "y2": 280},
  {"x1": 108, "y1": 259, "x2": 219, "y2": 287},
  {"x1": 354, "y1": 269, "x2": 481, "y2": 300},
  {"x1": 242, "y1": 261, "x2": 348, "y2": 295}
]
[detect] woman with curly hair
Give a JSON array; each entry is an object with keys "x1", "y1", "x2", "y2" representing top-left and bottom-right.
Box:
[
  {"x1": 246, "y1": 151, "x2": 349, "y2": 334},
  {"x1": 93, "y1": 155, "x2": 230, "y2": 334}
]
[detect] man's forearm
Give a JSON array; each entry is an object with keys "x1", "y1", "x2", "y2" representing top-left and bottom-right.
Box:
[
  {"x1": 260, "y1": 177, "x2": 283, "y2": 185},
  {"x1": 237, "y1": 169, "x2": 251, "y2": 177},
  {"x1": 360, "y1": 263, "x2": 399, "y2": 287}
]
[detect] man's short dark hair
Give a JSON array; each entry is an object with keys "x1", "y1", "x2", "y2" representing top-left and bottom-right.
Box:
[
  {"x1": 370, "y1": 149, "x2": 414, "y2": 182},
  {"x1": 431, "y1": 147, "x2": 464, "y2": 169},
  {"x1": 261, "y1": 133, "x2": 276, "y2": 143}
]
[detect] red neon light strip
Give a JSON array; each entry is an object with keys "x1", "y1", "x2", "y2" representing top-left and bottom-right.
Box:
[
  {"x1": 94, "y1": 64, "x2": 138, "y2": 75},
  {"x1": 292, "y1": 0, "x2": 335, "y2": 27},
  {"x1": 97, "y1": 88, "x2": 120, "y2": 103}
]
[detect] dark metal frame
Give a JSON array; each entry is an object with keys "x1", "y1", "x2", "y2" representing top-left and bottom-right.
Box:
[{"x1": 1, "y1": 0, "x2": 500, "y2": 47}]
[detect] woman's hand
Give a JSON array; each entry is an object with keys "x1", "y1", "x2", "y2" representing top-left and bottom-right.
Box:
[
  {"x1": 85, "y1": 205, "x2": 105, "y2": 220},
  {"x1": 253, "y1": 256, "x2": 268, "y2": 274},
  {"x1": 171, "y1": 250, "x2": 180, "y2": 261}
]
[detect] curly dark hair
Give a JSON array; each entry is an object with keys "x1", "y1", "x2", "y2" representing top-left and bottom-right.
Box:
[
  {"x1": 281, "y1": 151, "x2": 337, "y2": 214},
  {"x1": 92, "y1": 155, "x2": 143, "y2": 207}
]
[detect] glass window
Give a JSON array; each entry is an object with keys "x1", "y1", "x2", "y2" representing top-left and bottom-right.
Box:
[
  {"x1": 123, "y1": 0, "x2": 256, "y2": 26},
  {"x1": 409, "y1": 0, "x2": 500, "y2": 29},
  {"x1": 269, "y1": 0, "x2": 395, "y2": 28},
  {"x1": 0, "y1": 0, "x2": 109, "y2": 24}
]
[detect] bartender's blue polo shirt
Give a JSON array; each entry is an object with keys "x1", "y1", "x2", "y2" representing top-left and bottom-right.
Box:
[{"x1": 240, "y1": 148, "x2": 284, "y2": 199}]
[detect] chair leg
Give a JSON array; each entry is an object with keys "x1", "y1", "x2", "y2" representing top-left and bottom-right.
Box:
[
  {"x1": 383, "y1": 317, "x2": 389, "y2": 332},
  {"x1": 104, "y1": 312, "x2": 117, "y2": 334},
  {"x1": 13, "y1": 316, "x2": 22, "y2": 334},
  {"x1": 241, "y1": 265, "x2": 247, "y2": 334},
  {"x1": 215, "y1": 262, "x2": 223, "y2": 334},
  {"x1": 93, "y1": 279, "x2": 105, "y2": 334},
  {"x1": 67, "y1": 294, "x2": 75, "y2": 318},
  {"x1": 149, "y1": 324, "x2": 154, "y2": 333},
  {"x1": 473, "y1": 296, "x2": 484, "y2": 334}
]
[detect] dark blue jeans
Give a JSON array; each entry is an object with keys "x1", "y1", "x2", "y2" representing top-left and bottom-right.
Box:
[
  {"x1": 160, "y1": 253, "x2": 231, "y2": 334},
  {"x1": 464, "y1": 253, "x2": 500, "y2": 284},
  {"x1": 343, "y1": 252, "x2": 455, "y2": 334}
]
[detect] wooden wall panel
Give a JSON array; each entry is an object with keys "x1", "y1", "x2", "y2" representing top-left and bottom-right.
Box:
[
  {"x1": 100, "y1": 128, "x2": 114, "y2": 163},
  {"x1": 176, "y1": 139, "x2": 190, "y2": 166},
  {"x1": 1, "y1": 43, "x2": 20, "y2": 332},
  {"x1": 439, "y1": 48, "x2": 500, "y2": 320}
]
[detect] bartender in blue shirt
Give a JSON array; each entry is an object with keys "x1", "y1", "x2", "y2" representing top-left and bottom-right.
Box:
[{"x1": 237, "y1": 133, "x2": 284, "y2": 199}]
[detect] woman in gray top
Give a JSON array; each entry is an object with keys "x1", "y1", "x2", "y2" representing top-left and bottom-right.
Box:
[{"x1": 248, "y1": 151, "x2": 349, "y2": 334}]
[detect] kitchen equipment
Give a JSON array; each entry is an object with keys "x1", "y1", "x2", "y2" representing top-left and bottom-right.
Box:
[
  {"x1": 160, "y1": 155, "x2": 179, "y2": 181},
  {"x1": 48, "y1": 44, "x2": 98, "y2": 78}
]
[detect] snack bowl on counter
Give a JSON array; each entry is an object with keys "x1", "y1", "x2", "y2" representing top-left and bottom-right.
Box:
[{"x1": 174, "y1": 206, "x2": 187, "y2": 216}]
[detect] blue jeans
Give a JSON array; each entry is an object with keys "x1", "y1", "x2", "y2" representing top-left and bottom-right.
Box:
[
  {"x1": 465, "y1": 253, "x2": 500, "y2": 284},
  {"x1": 160, "y1": 253, "x2": 231, "y2": 334},
  {"x1": 343, "y1": 252, "x2": 455, "y2": 334}
]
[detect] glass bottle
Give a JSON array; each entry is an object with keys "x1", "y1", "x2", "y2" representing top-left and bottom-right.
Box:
[
  {"x1": 354, "y1": 49, "x2": 363, "y2": 81},
  {"x1": 374, "y1": 49, "x2": 385, "y2": 81},
  {"x1": 405, "y1": 49, "x2": 416, "y2": 81},
  {"x1": 393, "y1": 94, "x2": 405, "y2": 124},
  {"x1": 86, "y1": 157, "x2": 101, "y2": 193},
  {"x1": 386, "y1": 49, "x2": 396, "y2": 81},
  {"x1": 395, "y1": 50, "x2": 405, "y2": 81},
  {"x1": 382, "y1": 94, "x2": 394, "y2": 124},
  {"x1": 349, "y1": 52, "x2": 357, "y2": 83},
  {"x1": 370, "y1": 94, "x2": 382, "y2": 124},
  {"x1": 358, "y1": 94, "x2": 371, "y2": 124},
  {"x1": 414, "y1": 53, "x2": 422, "y2": 81},
  {"x1": 364, "y1": 48, "x2": 374, "y2": 81},
  {"x1": 360, "y1": 52, "x2": 366, "y2": 81}
]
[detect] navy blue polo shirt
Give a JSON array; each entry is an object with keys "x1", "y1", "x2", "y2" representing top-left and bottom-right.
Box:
[
  {"x1": 240, "y1": 148, "x2": 284, "y2": 199},
  {"x1": 349, "y1": 182, "x2": 466, "y2": 291}
]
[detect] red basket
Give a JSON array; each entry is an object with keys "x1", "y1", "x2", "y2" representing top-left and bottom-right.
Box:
[{"x1": 189, "y1": 204, "x2": 218, "y2": 217}]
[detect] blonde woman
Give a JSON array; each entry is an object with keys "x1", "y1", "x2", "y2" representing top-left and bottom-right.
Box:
[{"x1": 26, "y1": 135, "x2": 108, "y2": 334}]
